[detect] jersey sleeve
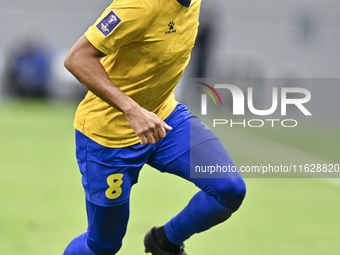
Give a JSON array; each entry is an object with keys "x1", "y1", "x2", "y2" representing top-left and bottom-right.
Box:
[{"x1": 84, "y1": 0, "x2": 151, "y2": 55}]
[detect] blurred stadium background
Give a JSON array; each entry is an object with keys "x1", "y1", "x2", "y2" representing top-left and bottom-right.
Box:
[{"x1": 1, "y1": 0, "x2": 339, "y2": 255}]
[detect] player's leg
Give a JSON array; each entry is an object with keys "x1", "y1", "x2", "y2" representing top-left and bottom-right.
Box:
[
  {"x1": 63, "y1": 130, "x2": 151, "y2": 255},
  {"x1": 146, "y1": 139, "x2": 245, "y2": 254},
  {"x1": 63, "y1": 200, "x2": 130, "y2": 255},
  {"x1": 161, "y1": 139, "x2": 246, "y2": 246},
  {"x1": 145, "y1": 107, "x2": 246, "y2": 253}
]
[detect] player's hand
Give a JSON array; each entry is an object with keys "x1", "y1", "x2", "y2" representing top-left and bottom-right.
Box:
[{"x1": 125, "y1": 105, "x2": 172, "y2": 145}]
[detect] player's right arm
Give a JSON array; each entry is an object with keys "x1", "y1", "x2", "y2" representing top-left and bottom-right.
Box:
[{"x1": 64, "y1": 36, "x2": 172, "y2": 145}]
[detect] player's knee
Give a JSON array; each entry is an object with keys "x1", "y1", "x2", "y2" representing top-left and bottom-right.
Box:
[
  {"x1": 214, "y1": 178, "x2": 246, "y2": 209},
  {"x1": 87, "y1": 240, "x2": 122, "y2": 255},
  {"x1": 232, "y1": 178, "x2": 247, "y2": 208}
]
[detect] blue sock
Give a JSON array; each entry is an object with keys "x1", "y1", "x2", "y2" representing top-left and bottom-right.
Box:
[
  {"x1": 63, "y1": 200, "x2": 130, "y2": 255},
  {"x1": 63, "y1": 233, "x2": 95, "y2": 255},
  {"x1": 163, "y1": 190, "x2": 236, "y2": 245}
]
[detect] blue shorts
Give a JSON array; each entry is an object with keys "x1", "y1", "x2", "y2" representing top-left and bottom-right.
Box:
[{"x1": 76, "y1": 103, "x2": 218, "y2": 207}]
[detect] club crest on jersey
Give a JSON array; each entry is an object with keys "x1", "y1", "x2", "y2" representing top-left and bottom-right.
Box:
[
  {"x1": 165, "y1": 21, "x2": 176, "y2": 34},
  {"x1": 96, "y1": 10, "x2": 122, "y2": 37}
]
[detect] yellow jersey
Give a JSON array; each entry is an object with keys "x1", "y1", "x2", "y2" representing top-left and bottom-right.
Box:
[{"x1": 74, "y1": 0, "x2": 201, "y2": 147}]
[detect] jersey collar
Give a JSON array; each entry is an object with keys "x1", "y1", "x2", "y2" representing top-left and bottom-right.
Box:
[{"x1": 177, "y1": 0, "x2": 191, "y2": 8}]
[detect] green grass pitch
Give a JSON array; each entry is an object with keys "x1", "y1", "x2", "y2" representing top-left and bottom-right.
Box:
[{"x1": 0, "y1": 100, "x2": 339, "y2": 255}]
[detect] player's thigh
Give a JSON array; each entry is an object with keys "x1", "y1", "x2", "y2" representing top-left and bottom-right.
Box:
[
  {"x1": 76, "y1": 130, "x2": 152, "y2": 207},
  {"x1": 147, "y1": 112, "x2": 217, "y2": 171},
  {"x1": 148, "y1": 112, "x2": 236, "y2": 178}
]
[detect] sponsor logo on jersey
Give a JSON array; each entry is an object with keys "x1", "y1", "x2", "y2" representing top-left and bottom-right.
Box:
[
  {"x1": 165, "y1": 21, "x2": 176, "y2": 34},
  {"x1": 96, "y1": 10, "x2": 122, "y2": 37}
]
